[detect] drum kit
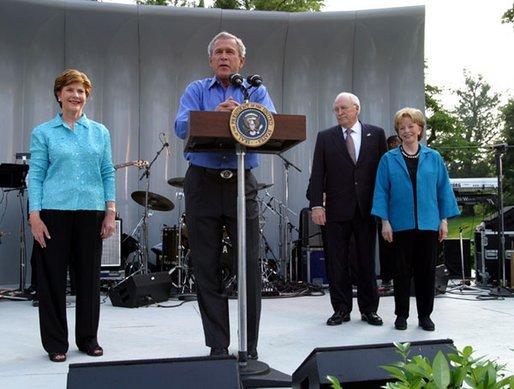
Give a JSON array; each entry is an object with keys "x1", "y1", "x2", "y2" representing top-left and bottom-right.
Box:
[{"x1": 117, "y1": 161, "x2": 284, "y2": 295}]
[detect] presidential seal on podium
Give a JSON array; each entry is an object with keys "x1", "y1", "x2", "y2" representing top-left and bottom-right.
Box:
[{"x1": 229, "y1": 102, "x2": 275, "y2": 147}]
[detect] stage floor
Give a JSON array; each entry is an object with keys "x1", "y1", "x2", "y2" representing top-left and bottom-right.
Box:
[{"x1": 1, "y1": 286, "x2": 513, "y2": 388}]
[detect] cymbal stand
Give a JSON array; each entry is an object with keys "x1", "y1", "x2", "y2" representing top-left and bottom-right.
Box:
[
  {"x1": 256, "y1": 197, "x2": 279, "y2": 289},
  {"x1": 276, "y1": 153, "x2": 301, "y2": 282},
  {"x1": 138, "y1": 140, "x2": 169, "y2": 273},
  {"x1": 168, "y1": 191, "x2": 188, "y2": 289}
]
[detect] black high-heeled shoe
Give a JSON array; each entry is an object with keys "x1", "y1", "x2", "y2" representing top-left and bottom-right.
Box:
[
  {"x1": 78, "y1": 344, "x2": 103, "y2": 357},
  {"x1": 48, "y1": 352, "x2": 67, "y2": 362}
]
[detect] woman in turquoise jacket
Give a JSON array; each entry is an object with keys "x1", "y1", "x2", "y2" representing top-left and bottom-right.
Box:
[{"x1": 372, "y1": 107, "x2": 459, "y2": 331}]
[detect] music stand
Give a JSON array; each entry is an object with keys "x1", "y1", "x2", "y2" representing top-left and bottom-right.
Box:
[{"x1": 0, "y1": 163, "x2": 30, "y2": 300}]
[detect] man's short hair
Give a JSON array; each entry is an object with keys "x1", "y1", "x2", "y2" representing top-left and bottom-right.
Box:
[
  {"x1": 207, "y1": 31, "x2": 246, "y2": 58},
  {"x1": 333, "y1": 92, "x2": 361, "y2": 113},
  {"x1": 394, "y1": 107, "x2": 426, "y2": 141}
]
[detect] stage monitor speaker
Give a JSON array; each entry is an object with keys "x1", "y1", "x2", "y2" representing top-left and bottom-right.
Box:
[
  {"x1": 67, "y1": 355, "x2": 240, "y2": 389},
  {"x1": 299, "y1": 208, "x2": 324, "y2": 248},
  {"x1": 108, "y1": 272, "x2": 172, "y2": 308},
  {"x1": 442, "y1": 239, "x2": 471, "y2": 278},
  {"x1": 101, "y1": 219, "x2": 122, "y2": 268},
  {"x1": 292, "y1": 339, "x2": 455, "y2": 389}
]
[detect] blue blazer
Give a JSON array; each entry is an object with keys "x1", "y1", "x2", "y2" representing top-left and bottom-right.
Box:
[{"x1": 371, "y1": 145, "x2": 460, "y2": 232}]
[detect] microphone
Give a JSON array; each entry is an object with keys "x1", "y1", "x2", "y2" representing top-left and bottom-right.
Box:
[
  {"x1": 160, "y1": 132, "x2": 171, "y2": 156},
  {"x1": 229, "y1": 73, "x2": 244, "y2": 87},
  {"x1": 246, "y1": 74, "x2": 263, "y2": 87}
]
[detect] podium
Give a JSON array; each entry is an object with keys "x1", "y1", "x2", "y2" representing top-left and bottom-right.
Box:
[
  {"x1": 186, "y1": 111, "x2": 306, "y2": 153},
  {"x1": 186, "y1": 110, "x2": 306, "y2": 386}
]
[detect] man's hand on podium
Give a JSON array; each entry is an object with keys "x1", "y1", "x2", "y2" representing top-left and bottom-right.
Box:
[{"x1": 215, "y1": 97, "x2": 240, "y2": 112}]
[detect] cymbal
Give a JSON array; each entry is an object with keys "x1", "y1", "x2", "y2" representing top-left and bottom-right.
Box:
[
  {"x1": 131, "y1": 191, "x2": 174, "y2": 211},
  {"x1": 256, "y1": 183, "x2": 273, "y2": 191},
  {"x1": 167, "y1": 177, "x2": 185, "y2": 188}
]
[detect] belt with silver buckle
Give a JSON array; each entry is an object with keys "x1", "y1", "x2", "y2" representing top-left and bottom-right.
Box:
[{"x1": 220, "y1": 170, "x2": 234, "y2": 179}]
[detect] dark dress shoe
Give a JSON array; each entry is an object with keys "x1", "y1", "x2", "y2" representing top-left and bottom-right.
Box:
[
  {"x1": 210, "y1": 347, "x2": 229, "y2": 356},
  {"x1": 419, "y1": 316, "x2": 435, "y2": 331},
  {"x1": 394, "y1": 316, "x2": 407, "y2": 330},
  {"x1": 361, "y1": 312, "x2": 383, "y2": 326},
  {"x1": 326, "y1": 311, "x2": 351, "y2": 326}
]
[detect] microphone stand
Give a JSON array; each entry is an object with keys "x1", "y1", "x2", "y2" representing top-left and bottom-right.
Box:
[
  {"x1": 276, "y1": 152, "x2": 301, "y2": 282},
  {"x1": 138, "y1": 141, "x2": 168, "y2": 274},
  {"x1": 490, "y1": 144, "x2": 513, "y2": 297}
]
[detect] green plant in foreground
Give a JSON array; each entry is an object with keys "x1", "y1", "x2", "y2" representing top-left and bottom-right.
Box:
[{"x1": 328, "y1": 342, "x2": 514, "y2": 388}]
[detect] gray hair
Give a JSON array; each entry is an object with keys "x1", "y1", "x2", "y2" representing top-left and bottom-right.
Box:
[
  {"x1": 334, "y1": 92, "x2": 361, "y2": 113},
  {"x1": 207, "y1": 31, "x2": 246, "y2": 58}
]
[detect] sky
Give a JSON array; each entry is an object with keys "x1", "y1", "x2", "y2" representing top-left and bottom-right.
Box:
[{"x1": 102, "y1": 0, "x2": 514, "y2": 108}]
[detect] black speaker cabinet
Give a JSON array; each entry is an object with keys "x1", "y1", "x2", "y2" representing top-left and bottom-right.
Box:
[
  {"x1": 292, "y1": 339, "x2": 455, "y2": 389},
  {"x1": 299, "y1": 208, "x2": 324, "y2": 248},
  {"x1": 442, "y1": 239, "x2": 471, "y2": 278},
  {"x1": 108, "y1": 272, "x2": 172, "y2": 308},
  {"x1": 67, "y1": 355, "x2": 240, "y2": 389}
]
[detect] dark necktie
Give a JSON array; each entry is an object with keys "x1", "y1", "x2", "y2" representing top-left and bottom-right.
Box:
[{"x1": 346, "y1": 128, "x2": 356, "y2": 163}]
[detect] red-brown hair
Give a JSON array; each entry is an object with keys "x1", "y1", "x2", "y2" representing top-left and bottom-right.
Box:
[{"x1": 53, "y1": 69, "x2": 92, "y2": 107}]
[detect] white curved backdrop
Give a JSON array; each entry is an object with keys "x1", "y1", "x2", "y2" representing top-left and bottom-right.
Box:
[{"x1": 0, "y1": 0, "x2": 424, "y2": 283}]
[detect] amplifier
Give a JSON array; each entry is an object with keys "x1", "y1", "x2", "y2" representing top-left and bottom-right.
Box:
[
  {"x1": 299, "y1": 247, "x2": 328, "y2": 286},
  {"x1": 299, "y1": 208, "x2": 323, "y2": 248},
  {"x1": 101, "y1": 219, "x2": 122, "y2": 268},
  {"x1": 475, "y1": 230, "x2": 514, "y2": 285}
]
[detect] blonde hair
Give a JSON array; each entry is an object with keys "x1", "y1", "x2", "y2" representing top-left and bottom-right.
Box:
[
  {"x1": 54, "y1": 69, "x2": 92, "y2": 107},
  {"x1": 394, "y1": 107, "x2": 425, "y2": 141}
]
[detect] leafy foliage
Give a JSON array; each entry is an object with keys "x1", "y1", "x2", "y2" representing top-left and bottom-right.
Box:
[
  {"x1": 381, "y1": 343, "x2": 514, "y2": 389},
  {"x1": 328, "y1": 342, "x2": 514, "y2": 388},
  {"x1": 136, "y1": 0, "x2": 324, "y2": 11},
  {"x1": 502, "y1": 5, "x2": 514, "y2": 25},
  {"x1": 212, "y1": 0, "x2": 324, "y2": 11},
  {"x1": 502, "y1": 99, "x2": 514, "y2": 205},
  {"x1": 136, "y1": 0, "x2": 204, "y2": 6},
  {"x1": 426, "y1": 71, "x2": 502, "y2": 181}
]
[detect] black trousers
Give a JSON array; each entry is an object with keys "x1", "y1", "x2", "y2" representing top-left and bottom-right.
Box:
[
  {"x1": 37, "y1": 210, "x2": 104, "y2": 354},
  {"x1": 393, "y1": 230, "x2": 438, "y2": 318},
  {"x1": 325, "y1": 210, "x2": 379, "y2": 314},
  {"x1": 184, "y1": 165, "x2": 261, "y2": 351}
]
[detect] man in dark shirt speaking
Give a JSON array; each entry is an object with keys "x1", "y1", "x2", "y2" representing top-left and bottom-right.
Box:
[{"x1": 174, "y1": 31, "x2": 276, "y2": 358}]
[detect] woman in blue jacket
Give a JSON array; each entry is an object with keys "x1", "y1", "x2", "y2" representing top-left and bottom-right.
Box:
[{"x1": 372, "y1": 107, "x2": 459, "y2": 331}]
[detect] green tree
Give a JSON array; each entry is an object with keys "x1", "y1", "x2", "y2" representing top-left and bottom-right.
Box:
[
  {"x1": 452, "y1": 71, "x2": 503, "y2": 178},
  {"x1": 136, "y1": 0, "x2": 204, "y2": 6},
  {"x1": 502, "y1": 99, "x2": 514, "y2": 205},
  {"x1": 425, "y1": 83, "x2": 470, "y2": 178},
  {"x1": 212, "y1": 0, "x2": 324, "y2": 11},
  {"x1": 137, "y1": 0, "x2": 323, "y2": 11},
  {"x1": 502, "y1": 4, "x2": 514, "y2": 24}
]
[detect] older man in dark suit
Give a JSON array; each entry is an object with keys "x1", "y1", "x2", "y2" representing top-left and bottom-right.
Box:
[{"x1": 307, "y1": 92, "x2": 386, "y2": 326}]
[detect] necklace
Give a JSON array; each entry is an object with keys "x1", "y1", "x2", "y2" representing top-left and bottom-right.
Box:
[{"x1": 400, "y1": 145, "x2": 420, "y2": 159}]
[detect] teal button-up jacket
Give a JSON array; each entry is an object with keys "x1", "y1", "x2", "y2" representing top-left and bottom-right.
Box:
[{"x1": 28, "y1": 114, "x2": 115, "y2": 212}]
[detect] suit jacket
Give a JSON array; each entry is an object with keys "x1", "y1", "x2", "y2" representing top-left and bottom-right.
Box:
[
  {"x1": 371, "y1": 145, "x2": 460, "y2": 231},
  {"x1": 307, "y1": 122, "x2": 387, "y2": 222}
]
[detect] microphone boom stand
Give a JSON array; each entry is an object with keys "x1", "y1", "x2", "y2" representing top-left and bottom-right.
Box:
[{"x1": 137, "y1": 141, "x2": 168, "y2": 274}]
